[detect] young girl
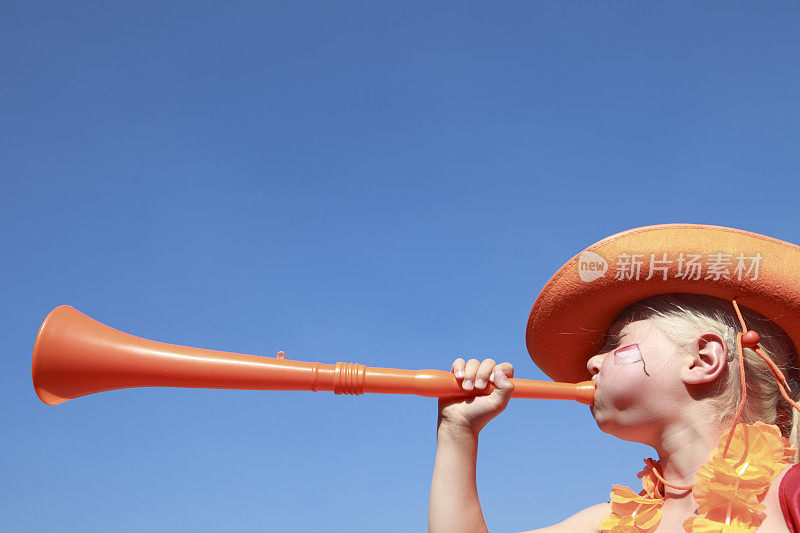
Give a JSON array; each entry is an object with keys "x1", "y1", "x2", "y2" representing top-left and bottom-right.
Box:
[{"x1": 429, "y1": 224, "x2": 800, "y2": 533}]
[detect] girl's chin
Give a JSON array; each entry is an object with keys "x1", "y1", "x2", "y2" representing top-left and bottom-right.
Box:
[
  {"x1": 589, "y1": 407, "x2": 642, "y2": 441},
  {"x1": 595, "y1": 417, "x2": 657, "y2": 444},
  {"x1": 589, "y1": 405, "x2": 609, "y2": 430}
]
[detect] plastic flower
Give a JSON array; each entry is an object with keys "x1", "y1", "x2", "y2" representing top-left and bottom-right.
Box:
[
  {"x1": 599, "y1": 485, "x2": 663, "y2": 532},
  {"x1": 710, "y1": 422, "x2": 795, "y2": 479},
  {"x1": 682, "y1": 515, "x2": 757, "y2": 532},
  {"x1": 690, "y1": 422, "x2": 795, "y2": 529}
]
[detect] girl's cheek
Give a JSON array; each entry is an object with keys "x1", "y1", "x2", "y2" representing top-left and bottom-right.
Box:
[{"x1": 601, "y1": 345, "x2": 648, "y2": 406}]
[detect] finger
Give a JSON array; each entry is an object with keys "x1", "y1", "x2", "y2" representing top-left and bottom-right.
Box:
[
  {"x1": 474, "y1": 358, "x2": 497, "y2": 389},
  {"x1": 451, "y1": 358, "x2": 466, "y2": 379},
  {"x1": 490, "y1": 365, "x2": 515, "y2": 394},
  {"x1": 462, "y1": 358, "x2": 480, "y2": 390},
  {"x1": 488, "y1": 362, "x2": 514, "y2": 384}
]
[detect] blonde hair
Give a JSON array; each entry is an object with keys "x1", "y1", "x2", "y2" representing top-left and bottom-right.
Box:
[{"x1": 609, "y1": 293, "x2": 800, "y2": 462}]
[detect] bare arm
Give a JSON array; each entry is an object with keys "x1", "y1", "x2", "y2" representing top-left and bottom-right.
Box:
[
  {"x1": 429, "y1": 422, "x2": 486, "y2": 532},
  {"x1": 427, "y1": 357, "x2": 608, "y2": 533},
  {"x1": 428, "y1": 358, "x2": 515, "y2": 533}
]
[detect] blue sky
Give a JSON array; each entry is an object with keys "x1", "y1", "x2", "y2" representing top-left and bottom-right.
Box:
[{"x1": 2, "y1": 2, "x2": 800, "y2": 532}]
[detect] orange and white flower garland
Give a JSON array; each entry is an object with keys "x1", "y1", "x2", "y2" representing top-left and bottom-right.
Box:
[{"x1": 599, "y1": 422, "x2": 795, "y2": 533}]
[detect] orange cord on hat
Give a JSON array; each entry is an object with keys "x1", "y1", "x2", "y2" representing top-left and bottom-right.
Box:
[
  {"x1": 647, "y1": 298, "x2": 800, "y2": 490},
  {"x1": 722, "y1": 299, "x2": 800, "y2": 458}
]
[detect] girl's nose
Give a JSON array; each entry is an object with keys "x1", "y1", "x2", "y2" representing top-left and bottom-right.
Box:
[{"x1": 586, "y1": 353, "x2": 605, "y2": 376}]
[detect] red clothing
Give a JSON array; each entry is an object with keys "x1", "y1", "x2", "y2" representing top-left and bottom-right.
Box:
[{"x1": 780, "y1": 463, "x2": 800, "y2": 532}]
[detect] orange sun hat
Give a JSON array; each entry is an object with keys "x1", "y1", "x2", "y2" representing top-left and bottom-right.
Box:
[{"x1": 525, "y1": 223, "x2": 800, "y2": 384}]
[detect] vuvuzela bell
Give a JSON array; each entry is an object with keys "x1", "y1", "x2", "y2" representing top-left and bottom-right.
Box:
[{"x1": 31, "y1": 305, "x2": 595, "y2": 406}]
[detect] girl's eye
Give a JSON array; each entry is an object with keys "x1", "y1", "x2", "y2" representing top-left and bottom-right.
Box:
[
  {"x1": 614, "y1": 344, "x2": 643, "y2": 364},
  {"x1": 603, "y1": 335, "x2": 623, "y2": 352}
]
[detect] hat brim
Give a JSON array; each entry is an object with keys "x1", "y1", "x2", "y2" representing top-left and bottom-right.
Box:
[{"x1": 526, "y1": 223, "x2": 800, "y2": 383}]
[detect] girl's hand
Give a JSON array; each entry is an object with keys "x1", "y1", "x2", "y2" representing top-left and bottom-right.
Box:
[{"x1": 437, "y1": 357, "x2": 515, "y2": 435}]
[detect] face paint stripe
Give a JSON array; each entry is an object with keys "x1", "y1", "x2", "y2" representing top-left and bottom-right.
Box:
[{"x1": 614, "y1": 344, "x2": 643, "y2": 365}]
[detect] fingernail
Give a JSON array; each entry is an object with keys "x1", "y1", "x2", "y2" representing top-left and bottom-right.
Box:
[
  {"x1": 455, "y1": 369, "x2": 464, "y2": 379},
  {"x1": 463, "y1": 379, "x2": 473, "y2": 390},
  {"x1": 494, "y1": 369, "x2": 506, "y2": 383},
  {"x1": 475, "y1": 379, "x2": 485, "y2": 389}
]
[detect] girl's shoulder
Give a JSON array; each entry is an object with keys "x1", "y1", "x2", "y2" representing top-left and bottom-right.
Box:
[{"x1": 519, "y1": 501, "x2": 610, "y2": 533}]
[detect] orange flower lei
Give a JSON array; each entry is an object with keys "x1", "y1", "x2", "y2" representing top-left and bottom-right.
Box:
[{"x1": 599, "y1": 421, "x2": 796, "y2": 533}]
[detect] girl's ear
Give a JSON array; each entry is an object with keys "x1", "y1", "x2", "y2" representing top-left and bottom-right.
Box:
[{"x1": 682, "y1": 332, "x2": 728, "y2": 385}]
